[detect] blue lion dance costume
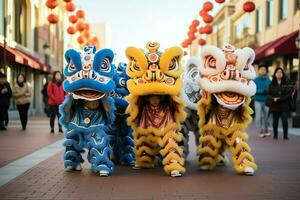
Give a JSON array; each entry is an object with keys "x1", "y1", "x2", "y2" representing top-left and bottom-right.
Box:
[
  {"x1": 59, "y1": 46, "x2": 116, "y2": 176},
  {"x1": 109, "y1": 63, "x2": 135, "y2": 166}
]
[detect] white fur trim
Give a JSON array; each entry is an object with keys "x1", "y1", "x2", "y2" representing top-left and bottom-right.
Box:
[
  {"x1": 235, "y1": 48, "x2": 256, "y2": 80},
  {"x1": 200, "y1": 77, "x2": 256, "y2": 97},
  {"x1": 199, "y1": 45, "x2": 226, "y2": 76}
]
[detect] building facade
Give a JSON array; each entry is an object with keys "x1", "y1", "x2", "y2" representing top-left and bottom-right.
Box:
[
  {"x1": 0, "y1": 0, "x2": 69, "y2": 117},
  {"x1": 205, "y1": 0, "x2": 300, "y2": 83}
]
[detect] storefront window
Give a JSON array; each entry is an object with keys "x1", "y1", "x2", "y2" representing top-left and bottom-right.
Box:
[
  {"x1": 266, "y1": 0, "x2": 274, "y2": 27},
  {"x1": 14, "y1": 0, "x2": 27, "y2": 46},
  {"x1": 256, "y1": 8, "x2": 262, "y2": 33},
  {"x1": 235, "y1": 15, "x2": 251, "y2": 39},
  {"x1": 279, "y1": 0, "x2": 288, "y2": 20}
]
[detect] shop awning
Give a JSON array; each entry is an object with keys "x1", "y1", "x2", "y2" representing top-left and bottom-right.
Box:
[
  {"x1": 0, "y1": 44, "x2": 51, "y2": 73},
  {"x1": 255, "y1": 31, "x2": 299, "y2": 61}
]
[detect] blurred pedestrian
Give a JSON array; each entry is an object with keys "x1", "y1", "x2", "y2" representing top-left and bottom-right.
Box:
[
  {"x1": 253, "y1": 65, "x2": 271, "y2": 138},
  {"x1": 13, "y1": 74, "x2": 31, "y2": 131},
  {"x1": 41, "y1": 81, "x2": 50, "y2": 117},
  {"x1": 267, "y1": 67, "x2": 291, "y2": 140},
  {"x1": 0, "y1": 72, "x2": 12, "y2": 131},
  {"x1": 47, "y1": 71, "x2": 65, "y2": 133}
]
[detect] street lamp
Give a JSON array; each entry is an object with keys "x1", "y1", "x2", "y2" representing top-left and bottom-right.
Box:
[{"x1": 43, "y1": 43, "x2": 50, "y2": 65}]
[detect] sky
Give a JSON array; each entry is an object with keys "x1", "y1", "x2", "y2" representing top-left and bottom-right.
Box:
[{"x1": 75, "y1": 0, "x2": 220, "y2": 62}]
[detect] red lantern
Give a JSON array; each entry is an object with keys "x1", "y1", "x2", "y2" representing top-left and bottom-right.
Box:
[
  {"x1": 189, "y1": 26, "x2": 197, "y2": 34},
  {"x1": 47, "y1": 13, "x2": 59, "y2": 24},
  {"x1": 67, "y1": 26, "x2": 76, "y2": 34},
  {"x1": 76, "y1": 22, "x2": 85, "y2": 32},
  {"x1": 203, "y1": 25, "x2": 213, "y2": 34},
  {"x1": 66, "y1": 2, "x2": 76, "y2": 12},
  {"x1": 46, "y1": 0, "x2": 58, "y2": 9},
  {"x1": 203, "y1": 2, "x2": 214, "y2": 11},
  {"x1": 198, "y1": 39, "x2": 206, "y2": 46},
  {"x1": 83, "y1": 31, "x2": 90, "y2": 39},
  {"x1": 183, "y1": 51, "x2": 188, "y2": 56},
  {"x1": 186, "y1": 38, "x2": 193, "y2": 45},
  {"x1": 76, "y1": 10, "x2": 85, "y2": 18},
  {"x1": 68, "y1": 15, "x2": 78, "y2": 23},
  {"x1": 77, "y1": 36, "x2": 84, "y2": 44},
  {"x1": 202, "y1": 14, "x2": 213, "y2": 23},
  {"x1": 199, "y1": 10, "x2": 207, "y2": 17},
  {"x1": 243, "y1": 1, "x2": 255, "y2": 13},
  {"x1": 215, "y1": 0, "x2": 225, "y2": 3},
  {"x1": 191, "y1": 19, "x2": 200, "y2": 27},
  {"x1": 63, "y1": 0, "x2": 72, "y2": 2},
  {"x1": 84, "y1": 23, "x2": 90, "y2": 31}
]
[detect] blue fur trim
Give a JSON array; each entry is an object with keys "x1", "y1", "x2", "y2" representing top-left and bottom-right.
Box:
[{"x1": 63, "y1": 79, "x2": 115, "y2": 94}]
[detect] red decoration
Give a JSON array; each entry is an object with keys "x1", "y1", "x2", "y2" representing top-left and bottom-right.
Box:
[
  {"x1": 46, "y1": 0, "x2": 58, "y2": 9},
  {"x1": 76, "y1": 22, "x2": 85, "y2": 32},
  {"x1": 202, "y1": 14, "x2": 213, "y2": 23},
  {"x1": 188, "y1": 34, "x2": 196, "y2": 41},
  {"x1": 191, "y1": 19, "x2": 200, "y2": 27},
  {"x1": 47, "y1": 13, "x2": 59, "y2": 24},
  {"x1": 66, "y1": 2, "x2": 76, "y2": 12},
  {"x1": 203, "y1": 25, "x2": 213, "y2": 34},
  {"x1": 189, "y1": 26, "x2": 197, "y2": 34},
  {"x1": 183, "y1": 51, "x2": 188, "y2": 56},
  {"x1": 63, "y1": 0, "x2": 72, "y2": 2},
  {"x1": 198, "y1": 39, "x2": 206, "y2": 46},
  {"x1": 77, "y1": 36, "x2": 85, "y2": 44},
  {"x1": 243, "y1": 1, "x2": 255, "y2": 13},
  {"x1": 68, "y1": 15, "x2": 78, "y2": 23},
  {"x1": 181, "y1": 41, "x2": 188, "y2": 48},
  {"x1": 215, "y1": 0, "x2": 225, "y2": 3},
  {"x1": 203, "y1": 2, "x2": 214, "y2": 11},
  {"x1": 84, "y1": 23, "x2": 90, "y2": 31},
  {"x1": 83, "y1": 31, "x2": 90, "y2": 39},
  {"x1": 199, "y1": 10, "x2": 207, "y2": 17},
  {"x1": 76, "y1": 10, "x2": 85, "y2": 18},
  {"x1": 67, "y1": 26, "x2": 76, "y2": 34}
]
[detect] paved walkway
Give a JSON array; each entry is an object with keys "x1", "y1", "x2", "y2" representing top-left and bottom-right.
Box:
[{"x1": 0, "y1": 121, "x2": 299, "y2": 199}]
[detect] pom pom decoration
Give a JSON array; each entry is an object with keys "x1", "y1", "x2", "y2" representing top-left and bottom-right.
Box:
[
  {"x1": 47, "y1": 13, "x2": 59, "y2": 24},
  {"x1": 66, "y1": 2, "x2": 76, "y2": 12},
  {"x1": 202, "y1": 14, "x2": 213, "y2": 23},
  {"x1": 67, "y1": 26, "x2": 76, "y2": 35},
  {"x1": 243, "y1": 1, "x2": 255, "y2": 13},
  {"x1": 215, "y1": 0, "x2": 225, "y2": 3},
  {"x1": 68, "y1": 15, "x2": 78, "y2": 23},
  {"x1": 76, "y1": 22, "x2": 86, "y2": 32},
  {"x1": 77, "y1": 36, "x2": 85, "y2": 44},
  {"x1": 46, "y1": 0, "x2": 58, "y2": 9},
  {"x1": 76, "y1": 10, "x2": 85, "y2": 18},
  {"x1": 203, "y1": 1, "x2": 214, "y2": 11},
  {"x1": 198, "y1": 39, "x2": 206, "y2": 46}
]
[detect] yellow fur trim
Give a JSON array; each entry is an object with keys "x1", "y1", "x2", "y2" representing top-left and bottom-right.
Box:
[
  {"x1": 233, "y1": 159, "x2": 258, "y2": 173},
  {"x1": 162, "y1": 153, "x2": 185, "y2": 166},
  {"x1": 160, "y1": 142, "x2": 184, "y2": 157},
  {"x1": 127, "y1": 79, "x2": 182, "y2": 96},
  {"x1": 158, "y1": 131, "x2": 182, "y2": 147},
  {"x1": 197, "y1": 146, "x2": 219, "y2": 157},
  {"x1": 134, "y1": 146, "x2": 158, "y2": 157},
  {"x1": 159, "y1": 47, "x2": 183, "y2": 77},
  {"x1": 199, "y1": 135, "x2": 222, "y2": 149},
  {"x1": 125, "y1": 47, "x2": 148, "y2": 78},
  {"x1": 197, "y1": 157, "x2": 217, "y2": 170},
  {"x1": 164, "y1": 163, "x2": 186, "y2": 174}
]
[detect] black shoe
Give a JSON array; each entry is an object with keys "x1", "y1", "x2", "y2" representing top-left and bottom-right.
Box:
[
  {"x1": 284, "y1": 137, "x2": 289, "y2": 140},
  {"x1": 59, "y1": 128, "x2": 63, "y2": 133},
  {"x1": 0, "y1": 126, "x2": 7, "y2": 131},
  {"x1": 50, "y1": 129, "x2": 54, "y2": 133},
  {"x1": 273, "y1": 136, "x2": 278, "y2": 140}
]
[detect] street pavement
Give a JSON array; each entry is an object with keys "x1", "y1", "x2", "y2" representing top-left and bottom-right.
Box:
[{"x1": 0, "y1": 118, "x2": 299, "y2": 200}]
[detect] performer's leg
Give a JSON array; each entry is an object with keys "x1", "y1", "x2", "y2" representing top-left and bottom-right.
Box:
[
  {"x1": 225, "y1": 130, "x2": 257, "y2": 175},
  {"x1": 134, "y1": 132, "x2": 158, "y2": 169},
  {"x1": 197, "y1": 129, "x2": 222, "y2": 170},
  {"x1": 63, "y1": 129, "x2": 84, "y2": 171},
  {"x1": 159, "y1": 130, "x2": 185, "y2": 177},
  {"x1": 87, "y1": 129, "x2": 114, "y2": 176},
  {"x1": 118, "y1": 128, "x2": 135, "y2": 166}
]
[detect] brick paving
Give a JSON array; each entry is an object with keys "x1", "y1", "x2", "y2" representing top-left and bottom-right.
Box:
[
  {"x1": 0, "y1": 117, "x2": 63, "y2": 167},
  {"x1": 0, "y1": 124, "x2": 299, "y2": 200}
]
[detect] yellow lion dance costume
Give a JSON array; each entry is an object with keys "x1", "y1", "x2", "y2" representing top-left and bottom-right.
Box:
[
  {"x1": 197, "y1": 44, "x2": 257, "y2": 175},
  {"x1": 125, "y1": 42, "x2": 186, "y2": 177}
]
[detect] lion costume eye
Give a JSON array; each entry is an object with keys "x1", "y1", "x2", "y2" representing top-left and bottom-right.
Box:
[
  {"x1": 101, "y1": 57, "x2": 111, "y2": 72},
  {"x1": 68, "y1": 62, "x2": 76, "y2": 72},
  {"x1": 119, "y1": 77, "x2": 126, "y2": 87},
  {"x1": 204, "y1": 55, "x2": 216, "y2": 69},
  {"x1": 168, "y1": 57, "x2": 179, "y2": 71}
]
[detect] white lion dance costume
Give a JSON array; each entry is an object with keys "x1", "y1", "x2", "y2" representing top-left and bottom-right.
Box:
[
  {"x1": 125, "y1": 42, "x2": 186, "y2": 177},
  {"x1": 181, "y1": 57, "x2": 201, "y2": 156},
  {"x1": 197, "y1": 44, "x2": 257, "y2": 175}
]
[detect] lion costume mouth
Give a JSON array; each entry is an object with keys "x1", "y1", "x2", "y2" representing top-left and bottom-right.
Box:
[
  {"x1": 213, "y1": 92, "x2": 245, "y2": 109},
  {"x1": 72, "y1": 89, "x2": 105, "y2": 101}
]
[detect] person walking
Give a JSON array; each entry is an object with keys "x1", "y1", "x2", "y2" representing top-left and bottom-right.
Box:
[
  {"x1": 253, "y1": 65, "x2": 271, "y2": 138},
  {"x1": 267, "y1": 67, "x2": 291, "y2": 140},
  {"x1": 47, "y1": 71, "x2": 65, "y2": 133},
  {"x1": 0, "y1": 72, "x2": 12, "y2": 131},
  {"x1": 13, "y1": 74, "x2": 31, "y2": 131},
  {"x1": 41, "y1": 81, "x2": 50, "y2": 117}
]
